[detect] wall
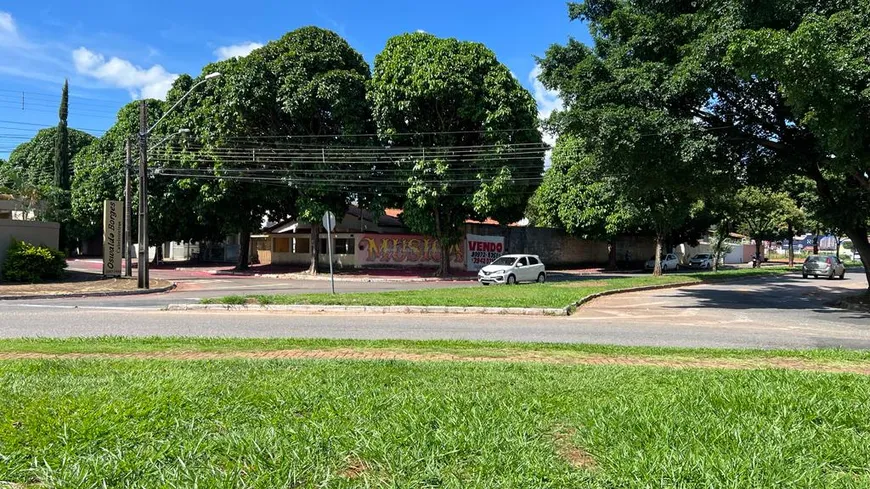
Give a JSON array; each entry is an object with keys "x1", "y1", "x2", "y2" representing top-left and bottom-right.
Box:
[
  {"x1": 464, "y1": 224, "x2": 655, "y2": 268},
  {"x1": 0, "y1": 220, "x2": 60, "y2": 276}
]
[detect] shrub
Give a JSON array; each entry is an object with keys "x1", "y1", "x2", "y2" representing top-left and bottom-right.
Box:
[{"x1": 2, "y1": 239, "x2": 67, "y2": 282}]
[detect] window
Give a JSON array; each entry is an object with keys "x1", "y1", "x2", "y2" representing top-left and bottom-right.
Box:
[
  {"x1": 517, "y1": 257, "x2": 528, "y2": 267},
  {"x1": 528, "y1": 256, "x2": 540, "y2": 265},
  {"x1": 273, "y1": 237, "x2": 290, "y2": 253},
  {"x1": 334, "y1": 238, "x2": 354, "y2": 255},
  {"x1": 320, "y1": 238, "x2": 355, "y2": 255},
  {"x1": 293, "y1": 237, "x2": 310, "y2": 254}
]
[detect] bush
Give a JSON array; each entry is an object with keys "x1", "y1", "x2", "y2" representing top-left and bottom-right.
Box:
[{"x1": 2, "y1": 239, "x2": 67, "y2": 282}]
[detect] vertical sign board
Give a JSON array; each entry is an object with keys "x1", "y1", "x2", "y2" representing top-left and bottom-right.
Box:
[
  {"x1": 103, "y1": 200, "x2": 123, "y2": 277},
  {"x1": 466, "y1": 234, "x2": 505, "y2": 271}
]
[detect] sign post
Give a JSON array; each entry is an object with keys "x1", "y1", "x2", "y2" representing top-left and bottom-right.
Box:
[
  {"x1": 322, "y1": 211, "x2": 337, "y2": 294},
  {"x1": 102, "y1": 200, "x2": 123, "y2": 277}
]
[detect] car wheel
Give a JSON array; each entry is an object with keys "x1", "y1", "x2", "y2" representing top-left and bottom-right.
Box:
[
  {"x1": 662, "y1": 264, "x2": 668, "y2": 272},
  {"x1": 802, "y1": 273, "x2": 808, "y2": 279},
  {"x1": 507, "y1": 274, "x2": 517, "y2": 285},
  {"x1": 537, "y1": 272, "x2": 546, "y2": 283},
  {"x1": 827, "y1": 271, "x2": 835, "y2": 280},
  {"x1": 814, "y1": 275, "x2": 818, "y2": 279},
  {"x1": 840, "y1": 272, "x2": 846, "y2": 280}
]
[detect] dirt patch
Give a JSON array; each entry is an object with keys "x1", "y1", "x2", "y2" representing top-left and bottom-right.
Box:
[
  {"x1": 0, "y1": 349, "x2": 868, "y2": 375},
  {"x1": 553, "y1": 280, "x2": 610, "y2": 288},
  {"x1": 553, "y1": 427, "x2": 596, "y2": 469},
  {"x1": 838, "y1": 292, "x2": 870, "y2": 313},
  {"x1": 340, "y1": 456, "x2": 369, "y2": 479},
  {"x1": 0, "y1": 272, "x2": 170, "y2": 297}
]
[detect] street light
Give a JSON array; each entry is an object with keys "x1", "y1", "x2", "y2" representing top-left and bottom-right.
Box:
[
  {"x1": 137, "y1": 72, "x2": 221, "y2": 289},
  {"x1": 149, "y1": 128, "x2": 191, "y2": 152}
]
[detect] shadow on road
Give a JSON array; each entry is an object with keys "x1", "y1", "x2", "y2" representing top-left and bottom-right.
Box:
[{"x1": 663, "y1": 274, "x2": 870, "y2": 321}]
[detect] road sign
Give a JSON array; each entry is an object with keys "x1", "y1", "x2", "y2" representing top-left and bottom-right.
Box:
[
  {"x1": 323, "y1": 211, "x2": 336, "y2": 294},
  {"x1": 322, "y1": 211, "x2": 336, "y2": 232}
]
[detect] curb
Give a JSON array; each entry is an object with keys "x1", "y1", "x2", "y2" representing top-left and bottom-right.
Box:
[
  {"x1": 0, "y1": 282, "x2": 177, "y2": 301},
  {"x1": 164, "y1": 303, "x2": 567, "y2": 316}
]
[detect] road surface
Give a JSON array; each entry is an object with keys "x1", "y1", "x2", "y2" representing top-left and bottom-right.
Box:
[{"x1": 1, "y1": 271, "x2": 867, "y2": 349}]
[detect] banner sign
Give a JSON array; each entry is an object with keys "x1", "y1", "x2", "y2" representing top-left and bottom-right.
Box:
[
  {"x1": 355, "y1": 234, "x2": 464, "y2": 267},
  {"x1": 103, "y1": 200, "x2": 123, "y2": 277},
  {"x1": 465, "y1": 234, "x2": 505, "y2": 271}
]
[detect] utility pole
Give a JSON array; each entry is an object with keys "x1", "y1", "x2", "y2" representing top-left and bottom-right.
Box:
[
  {"x1": 137, "y1": 101, "x2": 150, "y2": 289},
  {"x1": 124, "y1": 140, "x2": 133, "y2": 277}
]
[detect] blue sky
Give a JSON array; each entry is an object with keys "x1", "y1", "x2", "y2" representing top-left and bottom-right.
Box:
[{"x1": 0, "y1": 1, "x2": 590, "y2": 158}]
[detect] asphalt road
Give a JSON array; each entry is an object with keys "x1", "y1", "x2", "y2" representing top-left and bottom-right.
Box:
[{"x1": 1, "y1": 271, "x2": 867, "y2": 349}]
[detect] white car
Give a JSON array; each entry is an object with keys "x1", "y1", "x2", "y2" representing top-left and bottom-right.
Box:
[
  {"x1": 645, "y1": 253, "x2": 680, "y2": 272},
  {"x1": 478, "y1": 254, "x2": 546, "y2": 285},
  {"x1": 688, "y1": 253, "x2": 715, "y2": 269}
]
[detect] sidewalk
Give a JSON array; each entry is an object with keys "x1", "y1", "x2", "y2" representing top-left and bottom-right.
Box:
[{"x1": 0, "y1": 269, "x2": 173, "y2": 299}]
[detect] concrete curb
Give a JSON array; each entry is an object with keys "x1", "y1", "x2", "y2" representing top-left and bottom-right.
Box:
[
  {"x1": 0, "y1": 282, "x2": 177, "y2": 301},
  {"x1": 164, "y1": 303, "x2": 567, "y2": 316}
]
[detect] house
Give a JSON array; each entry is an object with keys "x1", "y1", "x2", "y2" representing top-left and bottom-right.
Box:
[
  {"x1": 0, "y1": 194, "x2": 59, "y2": 276},
  {"x1": 251, "y1": 206, "x2": 424, "y2": 268}
]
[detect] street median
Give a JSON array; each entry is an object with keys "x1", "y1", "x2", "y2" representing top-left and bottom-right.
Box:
[{"x1": 169, "y1": 267, "x2": 795, "y2": 316}]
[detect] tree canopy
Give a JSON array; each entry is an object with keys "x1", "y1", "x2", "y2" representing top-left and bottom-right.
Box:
[
  {"x1": 539, "y1": 0, "x2": 870, "y2": 285},
  {"x1": 4, "y1": 127, "x2": 95, "y2": 191},
  {"x1": 369, "y1": 32, "x2": 544, "y2": 275},
  {"x1": 166, "y1": 26, "x2": 376, "y2": 270}
]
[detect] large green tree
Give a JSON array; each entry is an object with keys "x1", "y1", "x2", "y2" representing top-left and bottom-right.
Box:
[
  {"x1": 54, "y1": 80, "x2": 70, "y2": 190},
  {"x1": 541, "y1": 0, "x2": 870, "y2": 287},
  {"x1": 5, "y1": 127, "x2": 95, "y2": 191},
  {"x1": 369, "y1": 33, "x2": 544, "y2": 276},
  {"x1": 733, "y1": 186, "x2": 802, "y2": 264},
  {"x1": 169, "y1": 27, "x2": 374, "y2": 271},
  {"x1": 527, "y1": 134, "x2": 637, "y2": 268}
]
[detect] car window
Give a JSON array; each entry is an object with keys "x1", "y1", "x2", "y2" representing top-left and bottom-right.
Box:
[
  {"x1": 491, "y1": 257, "x2": 516, "y2": 266},
  {"x1": 528, "y1": 256, "x2": 539, "y2": 265},
  {"x1": 517, "y1": 257, "x2": 528, "y2": 266},
  {"x1": 667, "y1": 254, "x2": 676, "y2": 260}
]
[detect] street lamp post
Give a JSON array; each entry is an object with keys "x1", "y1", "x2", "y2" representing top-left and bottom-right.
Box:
[{"x1": 137, "y1": 72, "x2": 220, "y2": 289}]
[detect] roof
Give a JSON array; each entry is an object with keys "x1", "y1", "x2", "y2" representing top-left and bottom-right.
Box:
[{"x1": 264, "y1": 205, "x2": 404, "y2": 233}]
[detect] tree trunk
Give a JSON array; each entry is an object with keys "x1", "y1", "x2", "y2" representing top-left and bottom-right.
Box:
[
  {"x1": 653, "y1": 234, "x2": 663, "y2": 277},
  {"x1": 844, "y1": 227, "x2": 870, "y2": 290},
  {"x1": 836, "y1": 237, "x2": 842, "y2": 260},
  {"x1": 754, "y1": 239, "x2": 763, "y2": 268},
  {"x1": 788, "y1": 225, "x2": 795, "y2": 268},
  {"x1": 308, "y1": 225, "x2": 320, "y2": 274},
  {"x1": 434, "y1": 209, "x2": 449, "y2": 277},
  {"x1": 235, "y1": 231, "x2": 251, "y2": 271},
  {"x1": 813, "y1": 229, "x2": 819, "y2": 255},
  {"x1": 607, "y1": 239, "x2": 617, "y2": 270}
]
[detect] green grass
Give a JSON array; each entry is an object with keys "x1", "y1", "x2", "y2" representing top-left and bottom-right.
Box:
[
  {"x1": 201, "y1": 267, "x2": 795, "y2": 309},
  {"x1": 1, "y1": 357, "x2": 869, "y2": 487}
]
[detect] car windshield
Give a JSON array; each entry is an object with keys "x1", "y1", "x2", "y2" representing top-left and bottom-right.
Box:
[
  {"x1": 806, "y1": 256, "x2": 824, "y2": 263},
  {"x1": 694, "y1": 254, "x2": 710, "y2": 259},
  {"x1": 490, "y1": 257, "x2": 517, "y2": 266}
]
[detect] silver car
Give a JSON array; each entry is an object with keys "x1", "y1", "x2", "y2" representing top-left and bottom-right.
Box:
[{"x1": 802, "y1": 255, "x2": 845, "y2": 279}]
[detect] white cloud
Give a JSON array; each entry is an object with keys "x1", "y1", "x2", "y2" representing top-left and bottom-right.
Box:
[
  {"x1": 416, "y1": 29, "x2": 426, "y2": 33},
  {"x1": 214, "y1": 41, "x2": 262, "y2": 61},
  {"x1": 529, "y1": 65, "x2": 563, "y2": 121},
  {"x1": 0, "y1": 11, "x2": 16, "y2": 35},
  {"x1": 0, "y1": 11, "x2": 23, "y2": 46},
  {"x1": 72, "y1": 47, "x2": 178, "y2": 99},
  {"x1": 529, "y1": 65, "x2": 563, "y2": 169}
]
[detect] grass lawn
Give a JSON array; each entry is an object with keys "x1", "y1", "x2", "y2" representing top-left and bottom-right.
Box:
[
  {"x1": 202, "y1": 266, "x2": 795, "y2": 309},
  {"x1": 1, "y1": 351, "x2": 868, "y2": 487}
]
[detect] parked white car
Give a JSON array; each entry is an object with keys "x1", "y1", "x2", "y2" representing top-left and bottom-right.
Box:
[
  {"x1": 688, "y1": 253, "x2": 716, "y2": 269},
  {"x1": 478, "y1": 254, "x2": 546, "y2": 285},
  {"x1": 645, "y1": 253, "x2": 680, "y2": 272}
]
